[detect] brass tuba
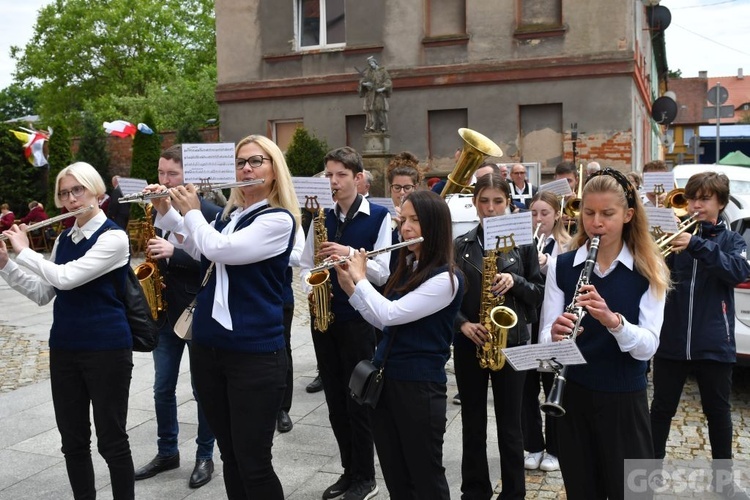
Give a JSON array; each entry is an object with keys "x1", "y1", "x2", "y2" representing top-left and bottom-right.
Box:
[
  {"x1": 134, "y1": 204, "x2": 166, "y2": 320},
  {"x1": 304, "y1": 196, "x2": 334, "y2": 332},
  {"x1": 477, "y1": 236, "x2": 518, "y2": 371},
  {"x1": 440, "y1": 128, "x2": 503, "y2": 198}
]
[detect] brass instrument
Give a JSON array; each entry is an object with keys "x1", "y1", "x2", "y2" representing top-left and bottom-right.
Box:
[
  {"x1": 563, "y1": 163, "x2": 584, "y2": 221},
  {"x1": 305, "y1": 196, "x2": 334, "y2": 332},
  {"x1": 541, "y1": 235, "x2": 600, "y2": 417},
  {"x1": 0, "y1": 205, "x2": 94, "y2": 242},
  {"x1": 309, "y1": 237, "x2": 424, "y2": 274},
  {"x1": 664, "y1": 187, "x2": 689, "y2": 218},
  {"x1": 119, "y1": 179, "x2": 265, "y2": 203},
  {"x1": 655, "y1": 212, "x2": 700, "y2": 257},
  {"x1": 440, "y1": 128, "x2": 503, "y2": 198},
  {"x1": 477, "y1": 235, "x2": 518, "y2": 371},
  {"x1": 134, "y1": 204, "x2": 167, "y2": 320}
]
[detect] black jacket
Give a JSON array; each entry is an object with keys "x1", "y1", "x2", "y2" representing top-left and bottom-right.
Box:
[
  {"x1": 453, "y1": 225, "x2": 544, "y2": 350},
  {"x1": 658, "y1": 220, "x2": 750, "y2": 363}
]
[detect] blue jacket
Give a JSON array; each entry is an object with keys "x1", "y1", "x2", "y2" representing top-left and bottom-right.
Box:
[{"x1": 657, "y1": 220, "x2": 750, "y2": 363}]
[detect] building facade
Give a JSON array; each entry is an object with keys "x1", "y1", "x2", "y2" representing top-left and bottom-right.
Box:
[{"x1": 215, "y1": 0, "x2": 667, "y2": 189}]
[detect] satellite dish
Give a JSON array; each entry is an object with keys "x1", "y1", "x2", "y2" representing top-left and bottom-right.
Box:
[
  {"x1": 652, "y1": 96, "x2": 678, "y2": 125},
  {"x1": 647, "y1": 5, "x2": 672, "y2": 31}
]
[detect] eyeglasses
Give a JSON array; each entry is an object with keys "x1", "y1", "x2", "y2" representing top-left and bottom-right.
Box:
[
  {"x1": 235, "y1": 155, "x2": 271, "y2": 170},
  {"x1": 391, "y1": 184, "x2": 415, "y2": 193},
  {"x1": 58, "y1": 185, "x2": 86, "y2": 201}
]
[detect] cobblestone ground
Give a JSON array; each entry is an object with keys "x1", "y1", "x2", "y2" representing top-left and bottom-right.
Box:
[{"x1": 0, "y1": 325, "x2": 50, "y2": 393}]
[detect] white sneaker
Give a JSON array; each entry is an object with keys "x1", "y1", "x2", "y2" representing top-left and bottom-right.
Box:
[
  {"x1": 540, "y1": 453, "x2": 560, "y2": 472},
  {"x1": 524, "y1": 451, "x2": 543, "y2": 470}
]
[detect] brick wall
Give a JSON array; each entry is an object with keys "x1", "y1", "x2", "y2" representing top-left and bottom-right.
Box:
[
  {"x1": 70, "y1": 127, "x2": 220, "y2": 177},
  {"x1": 566, "y1": 130, "x2": 633, "y2": 171}
]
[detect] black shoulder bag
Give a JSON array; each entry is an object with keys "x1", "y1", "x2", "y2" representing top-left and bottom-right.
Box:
[
  {"x1": 348, "y1": 331, "x2": 396, "y2": 409},
  {"x1": 119, "y1": 265, "x2": 160, "y2": 352}
]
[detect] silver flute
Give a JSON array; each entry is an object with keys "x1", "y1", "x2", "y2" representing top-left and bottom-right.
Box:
[
  {"x1": 0, "y1": 205, "x2": 95, "y2": 242},
  {"x1": 119, "y1": 179, "x2": 265, "y2": 203},
  {"x1": 308, "y1": 237, "x2": 424, "y2": 274}
]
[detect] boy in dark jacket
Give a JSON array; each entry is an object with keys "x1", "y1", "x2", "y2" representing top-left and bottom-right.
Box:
[{"x1": 650, "y1": 171, "x2": 750, "y2": 497}]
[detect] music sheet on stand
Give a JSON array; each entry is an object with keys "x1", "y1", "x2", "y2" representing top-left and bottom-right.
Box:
[{"x1": 501, "y1": 341, "x2": 587, "y2": 371}]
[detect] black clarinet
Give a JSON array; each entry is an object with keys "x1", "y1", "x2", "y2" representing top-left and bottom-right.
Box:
[{"x1": 540, "y1": 236, "x2": 601, "y2": 417}]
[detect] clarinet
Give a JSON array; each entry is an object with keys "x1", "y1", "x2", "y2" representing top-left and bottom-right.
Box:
[{"x1": 540, "y1": 235, "x2": 601, "y2": 417}]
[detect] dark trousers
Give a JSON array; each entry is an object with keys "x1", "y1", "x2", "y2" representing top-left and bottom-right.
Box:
[
  {"x1": 454, "y1": 346, "x2": 526, "y2": 500},
  {"x1": 650, "y1": 357, "x2": 733, "y2": 460},
  {"x1": 521, "y1": 368, "x2": 558, "y2": 455},
  {"x1": 312, "y1": 317, "x2": 376, "y2": 481},
  {"x1": 50, "y1": 348, "x2": 134, "y2": 500},
  {"x1": 557, "y1": 382, "x2": 653, "y2": 500},
  {"x1": 372, "y1": 379, "x2": 450, "y2": 500},
  {"x1": 191, "y1": 344, "x2": 287, "y2": 500},
  {"x1": 281, "y1": 303, "x2": 294, "y2": 412}
]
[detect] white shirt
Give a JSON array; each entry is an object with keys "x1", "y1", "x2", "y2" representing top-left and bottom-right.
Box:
[
  {"x1": 289, "y1": 226, "x2": 305, "y2": 268},
  {"x1": 538, "y1": 243, "x2": 664, "y2": 361},
  {"x1": 0, "y1": 211, "x2": 129, "y2": 305},
  {"x1": 299, "y1": 196, "x2": 392, "y2": 293},
  {"x1": 156, "y1": 200, "x2": 294, "y2": 330},
  {"x1": 348, "y1": 269, "x2": 460, "y2": 331}
]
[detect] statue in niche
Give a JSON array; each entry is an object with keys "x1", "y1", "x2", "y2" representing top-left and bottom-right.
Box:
[{"x1": 358, "y1": 56, "x2": 392, "y2": 133}]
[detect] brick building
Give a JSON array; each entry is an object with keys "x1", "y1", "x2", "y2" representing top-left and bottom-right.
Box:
[{"x1": 213, "y1": 0, "x2": 669, "y2": 190}]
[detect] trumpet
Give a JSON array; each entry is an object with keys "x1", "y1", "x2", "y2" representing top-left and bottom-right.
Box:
[
  {"x1": 119, "y1": 179, "x2": 265, "y2": 203},
  {"x1": 0, "y1": 205, "x2": 95, "y2": 242},
  {"x1": 563, "y1": 163, "x2": 585, "y2": 224},
  {"x1": 308, "y1": 237, "x2": 424, "y2": 274},
  {"x1": 655, "y1": 213, "x2": 700, "y2": 257},
  {"x1": 664, "y1": 188, "x2": 689, "y2": 218}
]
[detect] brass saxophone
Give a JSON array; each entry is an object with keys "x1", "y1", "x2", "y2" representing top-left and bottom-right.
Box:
[
  {"x1": 305, "y1": 196, "x2": 334, "y2": 332},
  {"x1": 477, "y1": 235, "x2": 518, "y2": 371},
  {"x1": 134, "y1": 204, "x2": 166, "y2": 320}
]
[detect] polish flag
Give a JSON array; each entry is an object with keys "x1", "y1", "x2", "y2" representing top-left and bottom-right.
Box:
[{"x1": 103, "y1": 120, "x2": 137, "y2": 138}]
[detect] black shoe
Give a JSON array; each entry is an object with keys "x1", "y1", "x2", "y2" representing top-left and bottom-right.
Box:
[
  {"x1": 322, "y1": 474, "x2": 351, "y2": 499},
  {"x1": 188, "y1": 458, "x2": 214, "y2": 489},
  {"x1": 452, "y1": 393, "x2": 461, "y2": 405},
  {"x1": 277, "y1": 410, "x2": 293, "y2": 433},
  {"x1": 342, "y1": 478, "x2": 378, "y2": 500},
  {"x1": 306, "y1": 374, "x2": 324, "y2": 393},
  {"x1": 134, "y1": 453, "x2": 180, "y2": 480}
]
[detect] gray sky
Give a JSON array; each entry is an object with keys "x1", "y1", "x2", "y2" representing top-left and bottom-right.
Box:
[{"x1": 1, "y1": 0, "x2": 749, "y2": 90}]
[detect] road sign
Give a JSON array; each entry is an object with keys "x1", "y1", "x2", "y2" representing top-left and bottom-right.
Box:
[
  {"x1": 707, "y1": 84, "x2": 729, "y2": 105},
  {"x1": 703, "y1": 105, "x2": 735, "y2": 120}
]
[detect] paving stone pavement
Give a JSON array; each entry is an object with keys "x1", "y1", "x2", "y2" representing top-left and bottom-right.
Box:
[{"x1": 0, "y1": 258, "x2": 749, "y2": 498}]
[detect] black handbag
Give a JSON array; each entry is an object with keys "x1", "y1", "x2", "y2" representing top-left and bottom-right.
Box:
[
  {"x1": 118, "y1": 266, "x2": 159, "y2": 352},
  {"x1": 348, "y1": 329, "x2": 396, "y2": 408}
]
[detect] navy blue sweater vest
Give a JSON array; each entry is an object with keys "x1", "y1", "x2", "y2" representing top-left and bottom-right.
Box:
[
  {"x1": 373, "y1": 266, "x2": 465, "y2": 383},
  {"x1": 325, "y1": 203, "x2": 389, "y2": 322},
  {"x1": 556, "y1": 251, "x2": 649, "y2": 392},
  {"x1": 52, "y1": 219, "x2": 131, "y2": 351},
  {"x1": 193, "y1": 206, "x2": 294, "y2": 352}
]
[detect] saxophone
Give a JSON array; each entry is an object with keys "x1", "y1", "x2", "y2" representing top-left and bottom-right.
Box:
[
  {"x1": 477, "y1": 235, "x2": 518, "y2": 371},
  {"x1": 133, "y1": 204, "x2": 166, "y2": 320},
  {"x1": 305, "y1": 196, "x2": 334, "y2": 332}
]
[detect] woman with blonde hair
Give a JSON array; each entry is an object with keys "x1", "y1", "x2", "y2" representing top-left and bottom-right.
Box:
[
  {"x1": 540, "y1": 168, "x2": 669, "y2": 499},
  {"x1": 1, "y1": 162, "x2": 135, "y2": 499},
  {"x1": 151, "y1": 135, "x2": 299, "y2": 499}
]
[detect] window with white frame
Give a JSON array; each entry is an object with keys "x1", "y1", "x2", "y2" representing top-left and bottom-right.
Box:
[{"x1": 297, "y1": 0, "x2": 345, "y2": 50}]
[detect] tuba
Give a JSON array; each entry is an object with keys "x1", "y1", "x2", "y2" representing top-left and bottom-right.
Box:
[
  {"x1": 134, "y1": 204, "x2": 166, "y2": 320},
  {"x1": 440, "y1": 128, "x2": 503, "y2": 198},
  {"x1": 304, "y1": 196, "x2": 334, "y2": 332},
  {"x1": 477, "y1": 236, "x2": 518, "y2": 371}
]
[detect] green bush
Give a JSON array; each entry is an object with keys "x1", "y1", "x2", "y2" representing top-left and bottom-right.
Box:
[{"x1": 285, "y1": 127, "x2": 328, "y2": 177}]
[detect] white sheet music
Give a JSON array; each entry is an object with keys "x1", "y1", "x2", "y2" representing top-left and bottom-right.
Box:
[
  {"x1": 483, "y1": 212, "x2": 534, "y2": 249},
  {"x1": 182, "y1": 143, "x2": 236, "y2": 184},
  {"x1": 642, "y1": 172, "x2": 675, "y2": 194},
  {"x1": 368, "y1": 197, "x2": 397, "y2": 218},
  {"x1": 116, "y1": 177, "x2": 148, "y2": 196},
  {"x1": 501, "y1": 341, "x2": 587, "y2": 371},
  {"x1": 645, "y1": 207, "x2": 680, "y2": 234},
  {"x1": 538, "y1": 178, "x2": 573, "y2": 197},
  {"x1": 292, "y1": 177, "x2": 335, "y2": 210}
]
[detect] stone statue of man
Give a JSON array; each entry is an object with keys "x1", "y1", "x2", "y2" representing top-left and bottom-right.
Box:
[{"x1": 358, "y1": 56, "x2": 392, "y2": 133}]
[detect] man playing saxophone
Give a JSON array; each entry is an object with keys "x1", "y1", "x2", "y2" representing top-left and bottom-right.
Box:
[
  {"x1": 299, "y1": 146, "x2": 391, "y2": 500},
  {"x1": 452, "y1": 173, "x2": 544, "y2": 499},
  {"x1": 134, "y1": 145, "x2": 221, "y2": 488}
]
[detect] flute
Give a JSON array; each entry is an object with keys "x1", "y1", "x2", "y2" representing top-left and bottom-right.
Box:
[
  {"x1": 308, "y1": 237, "x2": 424, "y2": 274},
  {"x1": 0, "y1": 205, "x2": 95, "y2": 242},
  {"x1": 119, "y1": 179, "x2": 265, "y2": 203}
]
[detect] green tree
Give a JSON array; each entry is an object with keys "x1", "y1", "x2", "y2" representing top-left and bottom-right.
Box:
[
  {"x1": 75, "y1": 113, "x2": 111, "y2": 186},
  {"x1": 130, "y1": 110, "x2": 161, "y2": 185},
  {"x1": 176, "y1": 123, "x2": 203, "y2": 144},
  {"x1": 668, "y1": 68, "x2": 683, "y2": 79},
  {"x1": 0, "y1": 83, "x2": 39, "y2": 121},
  {"x1": 285, "y1": 127, "x2": 329, "y2": 177},
  {"x1": 45, "y1": 119, "x2": 74, "y2": 214},
  {"x1": 0, "y1": 123, "x2": 39, "y2": 216},
  {"x1": 11, "y1": 0, "x2": 215, "y2": 126}
]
